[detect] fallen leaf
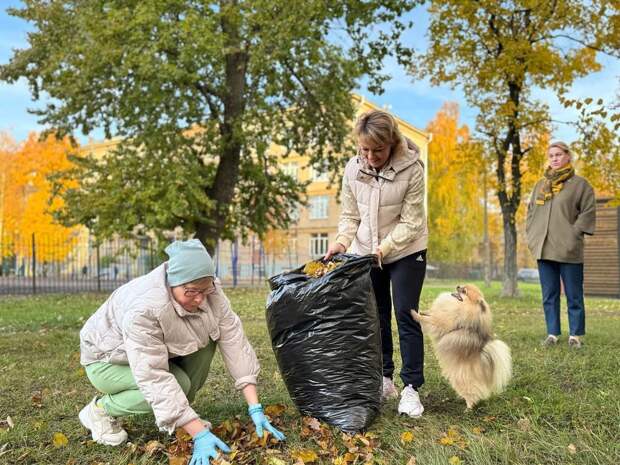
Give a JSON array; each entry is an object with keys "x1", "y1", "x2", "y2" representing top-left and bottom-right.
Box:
[
  {"x1": 401, "y1": 431, "x2": 414, "y2": 443},
  {"x1": 293, "y1": 449, "x2": 319, "y2": 463},
  {"x1": 448, "y1": 456, "x2": 462, "y2": 465},
  {"x1": 0, "y1": 417, "x2": 14, "y2": 431},
  {"x1": 406, "y1": 457, "x2": 417, "y2": 465},
  {"x1": 482, "y1": 416, "x2": 496, "y2": 422},
  {"x1": 471, "y1": 427, "x2": 484, "y2": 435},
  {"x1": 52, "y1": 432, "x2": 69, "y2": 448},
  {"x1": 567, "y1": 444, "x2": 577, "y2": 455},
  {"x1": 305, "y1": 417, "x2": 322, "y2": 431},
  {"x1": 168, "y1": 456, "x2": 188, "y2": 465},
  {"x1": 265, "y1": 404, "x2": 286, "y2": 417},
  {"x1": 66, "y1": 459, "x2": 77, "y2": 465},
  {"x1": 267, "y1": 458, "x2": 287, "y2": 465},
  {"x1": 517, "y1": 418, "x2": 531, "y2": 432},
  {"x1": 144, "y1": 439, "x2": 164, "y2": 455},
  {"x1": 32, "y1": 391, "x2": 43, "y2": 408},
  {"x1": 439, "y1": 436, "x2": 455, "y2": 446}
]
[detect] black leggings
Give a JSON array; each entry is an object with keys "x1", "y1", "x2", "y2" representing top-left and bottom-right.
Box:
[{"x1": 371, "y1": 250, "x2": 426, "y2": 389}]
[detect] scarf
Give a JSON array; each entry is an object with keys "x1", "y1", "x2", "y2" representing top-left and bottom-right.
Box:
[{"x1": 536, "y1": 164, "x2": 575, "y2": 205}]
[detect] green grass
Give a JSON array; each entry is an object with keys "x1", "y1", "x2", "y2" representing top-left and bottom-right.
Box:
[{"x1": 1, "y1": 280, "x2": 619, "y2": 464}]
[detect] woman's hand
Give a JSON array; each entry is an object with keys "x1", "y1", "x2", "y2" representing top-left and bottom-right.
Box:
[
  {"x1": 375, "y1": 247, "x2": 383, "y2": 269},
  {"x1": 324, "y1": 242, "x2": 346, "y2": 260},
  {"x1": 248, "y1": 403, "x2": 286, "y2": 441},
  {"x1": 189, "y1": 429, "x2": 231, "y2": 465}
]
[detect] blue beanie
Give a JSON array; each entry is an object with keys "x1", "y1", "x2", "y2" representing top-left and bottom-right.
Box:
[{"x1": 165, "y1": 239, "x2": 215, "y2": 286}]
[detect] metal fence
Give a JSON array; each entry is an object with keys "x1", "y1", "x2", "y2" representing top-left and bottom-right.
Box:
[
  {"x1": 0, "y1": 232, "x2": 158, "y2": 294},
  {"x1": 0, "y1": 232, "x2": 300, "y2": 295},
  {"x1": 0, "y1": 231, "x2": 499, "y2": 295}
]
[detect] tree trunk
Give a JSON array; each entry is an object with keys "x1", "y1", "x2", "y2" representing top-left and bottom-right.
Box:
[
  {"x1": 483, "y1": 169, "x2": 491, "y2": 287},
  {"x1": 501, "y1": 206, "x2": 518, "y2": 296},
  {"x1": 195, "y1": 3, "x2": 248, "y2": 254}
]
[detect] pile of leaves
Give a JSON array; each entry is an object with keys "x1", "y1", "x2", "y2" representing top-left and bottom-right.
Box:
[{"x1": 302, "y1": 260, "x2": 343, "y2": 278}]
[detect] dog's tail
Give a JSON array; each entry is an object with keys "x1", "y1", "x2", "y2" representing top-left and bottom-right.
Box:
[{"x1": 482, "y1": 339, "x2": 512, "y2": 394}]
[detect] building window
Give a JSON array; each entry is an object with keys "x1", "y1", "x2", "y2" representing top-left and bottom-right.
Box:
[
  {"x1": 309, "y1": 195, "x2": 329, "y2": 219},
  {"x1": 310, "y1": 233, "x2": 329, "y2": 258},
  {"x1": 282, "y1": 162, "x2": 298, "y2": 181}
]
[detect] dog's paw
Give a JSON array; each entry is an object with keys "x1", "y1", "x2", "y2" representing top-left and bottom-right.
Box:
[{"x1": 410, "y1": 310, "x2": 420, "y2": 321}]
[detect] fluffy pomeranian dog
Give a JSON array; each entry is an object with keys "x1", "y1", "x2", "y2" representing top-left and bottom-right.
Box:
[{"x1": 411, "y1": 284, "x2": 512, "y2": 409}]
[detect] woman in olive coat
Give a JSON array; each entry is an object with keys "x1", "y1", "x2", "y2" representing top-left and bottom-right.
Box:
[{"x1": 526, "y1": 141, "x2": 596, "y2": 348}]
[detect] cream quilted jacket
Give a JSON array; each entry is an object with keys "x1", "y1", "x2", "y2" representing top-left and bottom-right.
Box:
[
  {"x1": 335, "y1": 136, "x2": 428, "y2": 264},
  {"x1": 80, "y1": 263, "x2": 259, "y2": 433}
]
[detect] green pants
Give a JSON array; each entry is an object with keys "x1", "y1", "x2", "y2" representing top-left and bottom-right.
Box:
[{"x1": 84, "y1": 342, "x2": 216, "y2": 417}]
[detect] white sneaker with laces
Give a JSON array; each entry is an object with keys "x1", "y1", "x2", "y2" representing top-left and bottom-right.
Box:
[
  {"x1": 398, "y1": 385, "x2": 424, "y2": 417},
  {"x1": 381, "y1": 376, "x2": 399, "y2": 401},
  {"x1": 79, "y1": 396, "x2": 128, "y2": 446}
]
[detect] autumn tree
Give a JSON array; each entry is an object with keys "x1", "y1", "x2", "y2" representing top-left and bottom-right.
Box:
[
  {"x1": 1, "y1": 0, "x2": 416, "y2": 252},
  {"x1": 564, "y1": 91, "x2": 620, "y2": 202},
  {"x1": 426, "y1": 102, "x2": 485, "y2": 265},
  {"x1": 400, "y1": 0, "x2": 614, "y2": 295},
  {"x1": 0, "y1": 132, "x2": 78, "y2": 261}
]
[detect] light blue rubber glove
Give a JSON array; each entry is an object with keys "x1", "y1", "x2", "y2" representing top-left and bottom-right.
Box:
[
  {"x1": 248, "y1": 403, "x2": 286, "y2": 441},
  {"x1": 189, "y1": 429, "x2": 231, "y2": 465}
]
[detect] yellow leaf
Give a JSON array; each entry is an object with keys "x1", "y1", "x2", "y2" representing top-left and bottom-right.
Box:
[
  {"x1": 267, "y1": 458, "x2": 287, "y2": 465},
  {"x1": 265, "y1": 404, "x2": 286, "y2": 417},
  {"x1": 52, "y1": 432, "x2": 69, "y2": 448},
  {"x1": 567, "y1": 444, "x2": 577, "y2": 455},
  {"x1": 401, "y1": 431, "x2": 414, "y2": 443},
  {"x1": 168, "y1": 457, "x2": 187, "y2": 465},
  {"x1": 144, "y1": 439, "x2": 164, "y2": 455},
  {"x1": 448, "y1": 456, "x2": 461, "y2": 465},
  {"x1": 471, "y1": 427, "x2": 484, "y2": 435},
  {"x1": 439, "y1": 436, "x2": 454, "y2": 446},
  {"x1": 406, "y1": 458, "x2": 417, "y2": 465},
  {"x1": 293, "y1": 449, "x2": 319, "y2": 463}
]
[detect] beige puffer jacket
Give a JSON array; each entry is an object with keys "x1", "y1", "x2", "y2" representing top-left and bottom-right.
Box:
[
  {"x1": 335, "y1": 136, "x2": 428, "y2": 264},
  {"x1": 80, "y1": 263, "x2": 259, "y2": 433}
]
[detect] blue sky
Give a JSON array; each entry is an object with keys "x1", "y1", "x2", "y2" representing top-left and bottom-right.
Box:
[{"x1": 1, "y1": 2, "x2": 618, "y2": 145}]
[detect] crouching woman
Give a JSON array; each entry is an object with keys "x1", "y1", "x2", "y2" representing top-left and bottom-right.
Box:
[{"x1": 78, "y1": 239, "x2": 284, "y2": 463}]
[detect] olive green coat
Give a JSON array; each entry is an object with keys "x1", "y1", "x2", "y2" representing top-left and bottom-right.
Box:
[{"x1": 526, "y1": 174, "x2": 596, "y2": 264}]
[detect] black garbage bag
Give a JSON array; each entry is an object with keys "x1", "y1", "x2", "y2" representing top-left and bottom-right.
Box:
[{"x1": 266, "y1": 254, "x2": 382, "y2": 433}]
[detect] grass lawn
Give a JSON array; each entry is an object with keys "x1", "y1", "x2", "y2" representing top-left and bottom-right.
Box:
[{"x1": 0, "y1": 279, "x2": 619, "y2": 465}]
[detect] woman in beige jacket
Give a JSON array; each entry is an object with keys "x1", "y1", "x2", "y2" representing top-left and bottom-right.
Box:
[
  {"x1": 325, "y1": 110, "x2": 428, "y2": 418},
  {"x1": 79, "y1": 239, "x2": 284, "y2": 464}
]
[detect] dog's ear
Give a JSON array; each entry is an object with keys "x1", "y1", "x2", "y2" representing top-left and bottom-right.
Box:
[{"x1": 479, "y1": 300, "x2": 489, "y2": 313}]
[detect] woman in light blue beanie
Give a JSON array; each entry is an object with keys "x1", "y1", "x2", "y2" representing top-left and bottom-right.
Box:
[{"x1": 78, "y1": 239, "x2": 284, "y2": 462}]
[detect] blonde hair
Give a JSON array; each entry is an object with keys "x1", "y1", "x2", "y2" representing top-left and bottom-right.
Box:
[
  {"x1": 354, "y1": 109, "x2": 403, "y2": 153},
  {"x1": 548, "y1": 141, "x2": 571, "y2": 156}
]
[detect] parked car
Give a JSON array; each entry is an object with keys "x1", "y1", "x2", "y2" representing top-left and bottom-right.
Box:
[{"x1": 517, "y1": 268, "x2": 539, "y2": 282}]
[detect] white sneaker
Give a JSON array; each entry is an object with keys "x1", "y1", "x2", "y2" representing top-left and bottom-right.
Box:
[
  {"x1": 79, "y1": 396, "x2": 128, "y2": 446},
  {"x1": 398, "y1": 385, "x2": 424, "y2": 417},
  {"x1": 381, "y1": 376, "x2": 399, "y2": 401}
]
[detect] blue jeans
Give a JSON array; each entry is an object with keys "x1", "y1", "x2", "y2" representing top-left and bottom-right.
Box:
[{"x1": 537, "y1": 260, "x2": 585, "y2": 336}]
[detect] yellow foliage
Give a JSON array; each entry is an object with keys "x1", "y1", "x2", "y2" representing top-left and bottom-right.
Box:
[
  {"x1": 0, "y1": 131, "x2": 79, "y2": 260},
  {"x1": 52, "y1": 432, "x2": 69, "y2": 448},
  {"x1": 302, "y1": 259, "x2": 342, "y2": 278},
  {"x1": 400, "y1": 431, "x2": 414, "y2": 443},
  {"x1": 426, "y1": 103, "x2": 486, "y2": 263}
]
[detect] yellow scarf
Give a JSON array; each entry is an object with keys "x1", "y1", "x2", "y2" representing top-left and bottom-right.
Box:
[{"x1": 536, "y1": 164, "x2": 575, "y2": 205}]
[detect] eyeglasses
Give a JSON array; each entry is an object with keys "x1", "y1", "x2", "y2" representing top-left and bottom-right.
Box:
[{"x1": 183, "y1": 284, "x2": 216, "y2": 298}]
